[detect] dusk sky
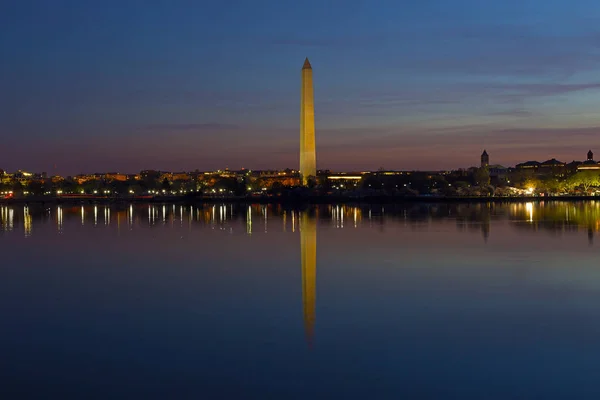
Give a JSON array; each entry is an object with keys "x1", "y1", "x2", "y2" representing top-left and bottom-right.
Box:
[{"x1": 2, "y1": 0, "x2": 600, "y2": 175}]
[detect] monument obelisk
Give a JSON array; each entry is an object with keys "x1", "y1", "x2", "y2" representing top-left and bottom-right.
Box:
[{"x1": 300, "y1": 58, "x2": 316, "y2": 186}]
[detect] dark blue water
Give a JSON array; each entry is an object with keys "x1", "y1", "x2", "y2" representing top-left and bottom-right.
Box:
[{"x1": 2, "y1": 202, "x2": 600, "y2": 399}]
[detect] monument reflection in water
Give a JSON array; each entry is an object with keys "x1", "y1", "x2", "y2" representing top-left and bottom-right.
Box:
[{"x1": 300, "y1": 211, "x2": 316, "y2": 347}]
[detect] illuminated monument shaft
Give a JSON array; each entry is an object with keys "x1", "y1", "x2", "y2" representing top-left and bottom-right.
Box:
[
  {"x1": 300, "y1": 58, "x2": 316, "y2": 186},
  {"x1": 300, "y1": 212, "x2": 316, "y2": 346}
]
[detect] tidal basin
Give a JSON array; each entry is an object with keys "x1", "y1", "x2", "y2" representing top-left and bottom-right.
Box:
[{"x1": 2, "y1": 202, "x2": 600, "y2": 398}]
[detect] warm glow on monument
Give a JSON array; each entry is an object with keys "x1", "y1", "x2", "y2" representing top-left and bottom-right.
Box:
[{"x1": 300, "y1": 58, "x2": 316, "y2": 185}]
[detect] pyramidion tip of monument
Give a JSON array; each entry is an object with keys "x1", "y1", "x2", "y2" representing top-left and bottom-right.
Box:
[{"x1": 303, "y1": 57, "x2": 312, "y2": 69}]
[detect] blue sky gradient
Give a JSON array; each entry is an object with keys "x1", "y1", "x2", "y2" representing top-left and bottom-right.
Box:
[{"x1": 1, "y1": 0, "x2": 600, "y2": 174}]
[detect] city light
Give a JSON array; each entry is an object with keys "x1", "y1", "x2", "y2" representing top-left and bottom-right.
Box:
[
  {"x1": 0, "y1": 147, "x2": 599, "y2": 201},
  {"x1": 526, "y1": 202, "x2": 534, "y2": 222}
]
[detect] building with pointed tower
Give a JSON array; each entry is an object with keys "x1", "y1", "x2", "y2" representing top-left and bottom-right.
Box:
[
  {"x1": 481, "y1": 150, "x2": 489, "y2": 168},
  {"x1": 300, "y1": 58, "x2": 316, "y2": 186},
  {"x1": 578, "y1": 150, "x2": 600, "y2": 170},
  {"x1": 480, "y1": 149, "x2": 508, "y2": 180}
]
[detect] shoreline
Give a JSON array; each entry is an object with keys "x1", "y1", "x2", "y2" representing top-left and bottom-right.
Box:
[{"x1": 1, "y1": 195, "x2": 599, "y2": 205}]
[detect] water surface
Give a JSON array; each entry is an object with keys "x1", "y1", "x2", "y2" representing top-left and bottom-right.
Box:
[{"x1": 2, "y1": 202, "x2": 600, "y2": 399}]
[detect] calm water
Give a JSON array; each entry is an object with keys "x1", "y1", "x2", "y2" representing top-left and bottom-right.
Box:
[{"x1": 2, "y1": 202, "x2": 600, "y2": 399}]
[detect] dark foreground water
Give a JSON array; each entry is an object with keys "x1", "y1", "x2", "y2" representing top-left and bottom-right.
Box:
[{"x1": 2, "y1": 202, "x2": 600, "y2": 399}]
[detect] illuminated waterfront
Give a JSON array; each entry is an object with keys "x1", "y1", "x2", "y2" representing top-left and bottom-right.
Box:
[{"x1": 3, "y1": 202, "x2": 600, "y2": 398}]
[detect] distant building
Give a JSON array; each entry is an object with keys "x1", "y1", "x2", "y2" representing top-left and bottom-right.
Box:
[
  {"x1": 104, "y1": 173, "x2": 127, "y2": 182},
  {"x1": 566, "y1": 160, "x2": 582, "y2": 173},
  {"x1": 516, "y1": 161, "x2": 541, "y2": 170},
  {"x1": 578, "y1": 150, "x2": 600, "y2": 171},
  {"x1": 159, "y1": 172, "x2": 173, "y2": 182},
  {"x1": 488, "y1": 164, "x2": 507, "y2": 179},
  {"x1": 481, "y1": 150, "x2": 489, "y2": 168},
  {"x1": 140, "y1": 170, "x2": 161, "y2": 180},
  {"x1": 540, "y1": 158, "x2": 565, "y2": 168},
  {"x1": 1, "y1": 173, "x2": 12, "y2": 184},
  {"x1": 171, "y1": 172, "x2": 191, "y2": 181},
  {"x1": 537, "y1": 159, "x2": 566, "y2": 176},
  {"x1": 73, "y1": 174, "x2": 102, "y2": 184},
  {"x1": 252, "y1": 170, "x2": 296, "y2": 178},
  {"x1": 327, "y1": 174, "x2": 363, "y2": 189}
]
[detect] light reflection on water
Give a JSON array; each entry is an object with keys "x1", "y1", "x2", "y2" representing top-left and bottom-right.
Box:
[
  {"x1": 2, "y1": 201, "x2": 600, "y2": 398},
  {"x1": 3, "y1": 201, "x2": 600, "y2": 239}
]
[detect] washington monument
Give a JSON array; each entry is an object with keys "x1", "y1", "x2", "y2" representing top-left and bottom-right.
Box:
[{"x1": 300, "y1": 58, "x2": 316, "y2": 185}]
